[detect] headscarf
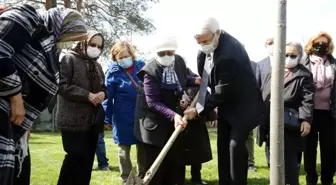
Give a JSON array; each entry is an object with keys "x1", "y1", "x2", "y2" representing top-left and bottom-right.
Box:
[
  {"x1": 39, "y1": 7, "x2": 88, "y2": 42},
  {"x1": 71, "y1": 30, "x2": 105, "y2": 92},
  {"x1": 0, "y1": 4, "x2": 87, "y2": 82},
  {"x1": 0, "y1": 4, "x2": 88, "y2": 181},
  {"x1": 72, "y1": 30, "x2": 105, "y2": 60},
  {"x1": 38, "y1": 5, "x2": 88, "y2": 79}
]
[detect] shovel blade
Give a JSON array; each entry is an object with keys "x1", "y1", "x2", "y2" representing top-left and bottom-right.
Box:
[{"x1": 125, "y1": 173, "x2": 142, "y2": 185}]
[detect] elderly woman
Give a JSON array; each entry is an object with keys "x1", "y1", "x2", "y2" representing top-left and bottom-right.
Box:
[
  {"x1": 134, "y1": 37, "x2": 200, "y2": 185},
  {"x1": 261, "y1": 42, "x2": 314, "y2": 185},
  {"x1": 102, "y1": 41, "x2": 146, "y2": 184},
  {"x1": 0, "y1": 4, "x2": 87, "y2": 185},
  {"x1": 302, "y1": 31, "x2": 336, "y2": 185},
  {"x1": 57, "y1": 30, "x2": 105, "y2": 185}
]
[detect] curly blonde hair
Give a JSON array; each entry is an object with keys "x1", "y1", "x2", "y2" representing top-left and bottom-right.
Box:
[
  {"x1": 304, "y1": 31, "x2": 334, "y2": 55},
  {"x1": 110, "y1": 41, "x2": 136, "y2": 61}
]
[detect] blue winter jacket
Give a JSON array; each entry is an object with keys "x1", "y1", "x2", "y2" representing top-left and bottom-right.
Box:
[{"x1": 102, "y1": 59, "x2": 145, "y2": 145}]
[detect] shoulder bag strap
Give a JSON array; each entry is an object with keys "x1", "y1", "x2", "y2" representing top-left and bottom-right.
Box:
[{"x1": 124, "y1": 71, "x2": 139, "y2": 91}]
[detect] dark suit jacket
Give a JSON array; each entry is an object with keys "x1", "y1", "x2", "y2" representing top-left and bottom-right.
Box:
[
  {"x1": 197, "y1": 30, "x2": 265, "y2": 132},
  {"x1": 255, "y1": 57, "x2": 271, "y2": 146},
  {"x1": 260, "y1": 65, "x2": 315, "y2": 149},
  {"x1": 250, "y1": 61, "x2": 258, "y2": 75},
  {"x1": 256, "y1": 57, "x2": 271, "y2": 88}
]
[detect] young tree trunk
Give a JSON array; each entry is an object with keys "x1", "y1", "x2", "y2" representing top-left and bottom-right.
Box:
[
  {"x1": 270, "y1": 0, "x2": 287, "y2": 185},
  {"x1": 52, "y1": 0, "x2": 57, "y2": 8},
  {"x1": 64, "y1": 0, "x2": 71, "y2": 8},
  {"x1": 76, "y1": 0, "x2": 82, "y2": 11},
  {"x1": 45, "y1": 0, "x2": 52, "y2": 9},
  {"x1": 45, "y1": 0, "x2": 57, "y2": 9}
]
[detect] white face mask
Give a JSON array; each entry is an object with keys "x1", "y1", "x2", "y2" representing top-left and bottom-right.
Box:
[
  {"x1": 200, "y1": 36, "x2": 216, "y2": 54},
  {"x1": 201, "y1": 43, "x2": 215, "y2": 54},
  {"x1": 157, "y1": 55, "x2": 175, "y2": 67},
  {"x1": 285, "y1": 57, "x2": 299, "y2": 68},
  {"x1": 87, "y1": 46, "x2": 101, "y2": 58},
  {"x1": 57, "y1": 41, "x2": 75, "y2": 51},
  {"x1": 267, "y1": 45, "x2": 274, "y2": 56}
]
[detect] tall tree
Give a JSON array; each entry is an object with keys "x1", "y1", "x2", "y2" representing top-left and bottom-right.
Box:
[{"x1": 81, "y1": 0, "x2": 157, "y2": 55}]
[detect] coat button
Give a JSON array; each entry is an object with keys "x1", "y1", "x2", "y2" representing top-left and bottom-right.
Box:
[{"x1": 33, "y1": 71, "x2": 39, "y2": 75}]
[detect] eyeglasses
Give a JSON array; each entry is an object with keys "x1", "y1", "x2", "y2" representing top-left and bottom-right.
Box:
[
  {"x1": 157, "y1": 51, "x2": 174, "y2": 57},
  {"x1": 285, "y1": 54, "x2": 298, "y2": 59},
  {"x1": 89, "y1": 43, "x2": 102, "y2": 49},
  {"x1": 313, "y1": 42, "x2": 328, "y2": 47}
]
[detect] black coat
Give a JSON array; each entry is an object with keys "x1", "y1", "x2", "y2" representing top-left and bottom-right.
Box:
[
  {"x1": 301, "y1": 54, "x2": 336, "y2": 119},
  {"x1": 259, "y1": 65, "x2": 315, "y2": 150},
  {"x1": 180, "y1": 80, "x2": 215, "y2": 165},
  {"x1": 180, "y1": 114, "x2": 214, "y2": 165},
  {"x1": 197, "y1": 31, "x2": 265, "y2": 132}
]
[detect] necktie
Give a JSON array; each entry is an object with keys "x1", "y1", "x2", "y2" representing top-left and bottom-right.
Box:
[{"x1": 196, "y1": 53, "x2": 213, "y2": 113}]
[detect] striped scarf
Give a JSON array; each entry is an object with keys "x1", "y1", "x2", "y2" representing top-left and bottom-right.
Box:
[
  {"x1": 39, "y1": 7, "x2": 88, "y2": 42},
  {"x1": 159, "y1": 60, "x2": 183, "y2": 94},
  {"x1": 0, "y1": 4, "x2": 87, "y2": 184}
]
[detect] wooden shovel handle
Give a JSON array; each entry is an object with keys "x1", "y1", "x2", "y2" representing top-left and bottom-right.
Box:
[{"x1": 142, "y1": 92, "x2": 199, "y2": 185}]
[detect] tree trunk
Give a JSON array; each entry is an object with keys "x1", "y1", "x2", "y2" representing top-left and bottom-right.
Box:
[
  {"x1": 52, "y1": 0, "x2": 57, "y2": 8},
  {"x1": 45, "y1": 0, "x2": 57, "y2": 9},
  {"x1": 64, "y1": 0, "x2": 71, "y2": 8},
  {"x1": 45, "y1": 0, "x2": 52, "y2": 9},
  {"x1": 76, "y1": 0, "x2": 82, "y2": 11},
  {"x1": 270, "y1": 0, "x2": 287, "y2": 185}
]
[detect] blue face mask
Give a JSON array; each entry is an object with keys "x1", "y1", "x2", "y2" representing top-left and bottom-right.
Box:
[{"x1": 118, "y1": 57, "x2": 133, "y2": 69}]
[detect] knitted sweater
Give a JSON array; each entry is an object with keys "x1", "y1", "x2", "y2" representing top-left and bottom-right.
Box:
[{"x1": 56, "y1": 51, "x2": 106, "y2": 131}]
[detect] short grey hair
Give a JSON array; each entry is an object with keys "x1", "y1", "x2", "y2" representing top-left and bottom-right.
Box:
[
  {"x1": 194, "y1": 17, "x2": 220, "y2": 36},
  {"x1": 286, "y1": 42, "x2": 303, "y2": 60}
]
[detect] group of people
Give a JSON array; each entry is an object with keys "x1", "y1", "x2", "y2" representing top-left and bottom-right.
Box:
[
  {"x1": 0, "y1": 3, "x2": 335, "y2": 185},
  {"x1": 254, "y1": 33, "x2": 336, "y2": 185}
]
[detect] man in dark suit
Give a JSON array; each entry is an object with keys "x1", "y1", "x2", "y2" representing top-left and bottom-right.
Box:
[
  {"x1": 255, "y1": 38, "x2": 273, "y2": 168},
  {"x1": 256, "y1": 38, "x2": 273, "y2": 88},
  {"x1": 184, "y1": 17, "x2": 265, "y2": 185},
  {"x1": 250, "y1": 61, "x2": 258, "y2": 74}
]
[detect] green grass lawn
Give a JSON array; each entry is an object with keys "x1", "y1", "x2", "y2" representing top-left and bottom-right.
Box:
[{"x1": 29, "y1": 130, "x2": 333, "y2": 185}]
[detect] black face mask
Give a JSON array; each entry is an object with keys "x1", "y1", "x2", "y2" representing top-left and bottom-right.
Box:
[{"x1": 312, "y1": 43, "x2": 328, "y2": 56}]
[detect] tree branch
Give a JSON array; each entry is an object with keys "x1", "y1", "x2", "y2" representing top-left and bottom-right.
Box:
[{"x1": 28, "y1": 0, "x2": 45, "y2": 4}]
